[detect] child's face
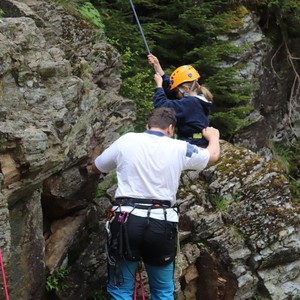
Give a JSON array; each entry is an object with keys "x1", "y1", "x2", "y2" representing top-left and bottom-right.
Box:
[{"x1": 175, "y1": 89, "x2": 184, "y2": 99}]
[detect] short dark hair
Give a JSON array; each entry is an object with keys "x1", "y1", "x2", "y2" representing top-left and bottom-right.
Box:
[{"x1": 147, "y1": 108, "x2": 177, "y2": 130}]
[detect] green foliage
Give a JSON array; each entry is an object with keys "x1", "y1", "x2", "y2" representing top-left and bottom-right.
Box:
[
  {"x1": 186, "y1": 41, "x2": 246, "y2": 73},
  {"x1": 95, "y1": 0, "x2": 299, "y2": 141},
  {"x1": 229, "y1": 225, "x2": 243, "y2": 241},
  {"x1": 119, "y1": 47, "x2": 154, "y2": 132},
  {"x1": 269, "y1": 138, "x2": 300, "y2": 203},
  {"x1": 269, "y1": 140, "x2": 294, "y2": 173},
  {"x1": 46, "y1": 266, "x2": 70, "y2": 292},
  {"x1": 87, "y1": 288, "x2": 110, "y2": 300},
  {"x1": 290, "y1": 180, "x2": 300, "y2": 204},
  {"x1": 94, "y1": 185, "x2": 106, "y2": 198},
  {"x1": 96, "y1": 0, "x2": 260, "y2": 138},
  {"x1": 252, "y1": 292, "x2": 271, "y2": 300},
  {"x1": 78, "y1": 2, "x2": 105, "y2": 30},
  {"x1": 94, "y1": 172, "x2": 118, "y2": 198},
  {"x1": 0, "y1": 8, "x2": 4, "y2": 18},
  {"x1": 245, "y1": 0, "x2": 300, "y2": 41},
  {"x1": 196, "y1": 241, "x2": 205, "y2": 249},
  {"x1": 233, "y1": 189, "x2": 245, "y2": 202},
  {"x1": 267, "y1": 0, "x2": 300, "y2": 21},
  {"x1": 51, "y1": 0, "x2": 84, "y2": 11},
  {"x1": 50, "y1": 0, "x2": 105, "y2": 31},
  {"x1": 209, "y1": 106, "x2": 254, "y2": 139},
  {"x1": 36, "y1": 186, "x2": 43, "y2": 195},
  {"x1": 210, "y1": 195, "x2": 228, "y2": 212}
]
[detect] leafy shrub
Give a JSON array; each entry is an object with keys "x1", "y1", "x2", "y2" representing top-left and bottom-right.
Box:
[
  {"x1": 46, "y1": 266, "x2": 69, "y2": 292},
  {"x1": 119, "y1": 47, "x2": 154, "y2": 132}
]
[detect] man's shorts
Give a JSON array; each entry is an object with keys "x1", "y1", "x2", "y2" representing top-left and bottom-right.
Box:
[{"x1": 108, "y1": 212, "x2": 178, "y2": 266}]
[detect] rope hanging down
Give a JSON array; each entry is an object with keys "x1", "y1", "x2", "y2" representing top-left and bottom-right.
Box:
[
  {"x1": 0, "y1": 249, "x2": 10, "y2": 300},
  {"x1": 129, "y1": 0, "x2": 151, "y2": 54}
]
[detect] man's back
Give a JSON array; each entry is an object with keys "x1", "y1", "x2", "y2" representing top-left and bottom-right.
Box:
[{"x1": 96, "y1": 130, "x2": 209, "y2": 205}]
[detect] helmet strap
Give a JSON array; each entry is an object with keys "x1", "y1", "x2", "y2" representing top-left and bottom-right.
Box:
[
  {"x1": 178, "y1": 88, "x2": 190, "y2": 97},
  {"x1": 190, "y1": 80, "x2": 197, "y2": 92},
  {"x1": 178, "y1": 80, "x2": 197, "y2": 97}
]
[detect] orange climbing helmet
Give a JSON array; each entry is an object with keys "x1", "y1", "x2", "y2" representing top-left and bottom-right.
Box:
[{"x1": 169, "y1": 65, "x2": 200, "y2": 90}]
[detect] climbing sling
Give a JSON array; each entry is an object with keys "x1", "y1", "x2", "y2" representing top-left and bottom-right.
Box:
[{"x1": 133, "y1": 263, "x2": 145, "y2": 300}]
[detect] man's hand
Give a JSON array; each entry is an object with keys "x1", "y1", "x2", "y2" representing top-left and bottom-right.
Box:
[
  {"x1": 87, "y1": 162, "x2": 101, "y2": 176},
  {"x1": 202, "y1": 127, "x2": 220, "y2": 163},
  {"x1": 202, "y1": 127, "x2": 219, "y2": 141}
]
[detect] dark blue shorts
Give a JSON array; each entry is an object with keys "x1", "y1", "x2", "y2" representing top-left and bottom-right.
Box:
[{"x1": 108, "y1": 212, "x2": 178, "y2": 266}]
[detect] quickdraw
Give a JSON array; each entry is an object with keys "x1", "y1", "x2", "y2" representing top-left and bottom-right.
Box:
[{"x1": 105, "y1": 209, "x2": 117, "y2": 266}]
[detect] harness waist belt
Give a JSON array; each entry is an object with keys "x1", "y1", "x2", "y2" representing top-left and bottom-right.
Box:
[{"x1": 114, "y1": 197, "x2": 172, "y2": 208}]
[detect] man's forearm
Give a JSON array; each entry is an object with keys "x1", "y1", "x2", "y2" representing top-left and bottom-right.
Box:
[{"x1": 207, "y1": 139, "x2": 220, "y2": 163}]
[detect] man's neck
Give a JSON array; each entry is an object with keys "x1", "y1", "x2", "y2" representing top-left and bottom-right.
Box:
[
  {"x1": 148, "y1": 127, "x2": 173, "y2": 138},
  {"x1": 148, "y1": 127, "x2": 166, "y2": 134}
]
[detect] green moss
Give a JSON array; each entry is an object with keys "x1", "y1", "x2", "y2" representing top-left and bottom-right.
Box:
[
  {"x1": 94, "y1": 172, "x2": 117, "y2": 198},
  {"x1": 98, "y1": 95, "x2": 105, "y2": 107},
  {"x1": 236, "y1": 5, "x2": 249, "y2": 18},
  {"x1": 272, "y1": 175, "x2": 288, "y2": 188},
  {"x1": 229, "y1": 225, "x2": 244, "y2": 241},
  {"x1": 0, "y1": 8, "x2": 4, "y2": 19},
  {"x1": 233, "y1": 189, "x2": 245, "y2": 202},
  {"x1": 78, "y1": 2, "x2": 105, "y2": 31}
]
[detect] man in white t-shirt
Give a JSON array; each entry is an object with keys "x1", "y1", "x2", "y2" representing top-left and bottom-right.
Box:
[{"x1": 92, "y1": 107, "x2": 220, "y2": 300}]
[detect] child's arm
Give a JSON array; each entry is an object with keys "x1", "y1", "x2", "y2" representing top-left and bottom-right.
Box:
[
  {"x1": 149, "y1": 54, "x2": 177, "y2": 99},
  {"x1": 154, "y1": 72, "x2": 163, "y2": 88},
  {"x1": 148, "y1": 54, "x2": 164, "y2": 76}
]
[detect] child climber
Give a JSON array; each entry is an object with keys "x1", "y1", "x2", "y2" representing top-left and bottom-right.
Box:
[{"x1": 148, "y1": 54, "x2": 213, "y2": 148}]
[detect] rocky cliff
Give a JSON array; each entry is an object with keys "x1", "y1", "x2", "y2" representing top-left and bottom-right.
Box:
[{"x1": 0, "y1": 1, "x2": 299, "y2": 300}]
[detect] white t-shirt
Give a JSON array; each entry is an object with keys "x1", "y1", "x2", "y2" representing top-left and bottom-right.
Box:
[{"x1": 95, "y1": 130, "x2": 210, "y2": 221}]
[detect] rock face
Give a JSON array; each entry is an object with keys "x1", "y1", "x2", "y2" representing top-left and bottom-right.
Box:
[
  {"x1": 0, "y1": 0, "x2": 135, "y2": 299},
  {"x1": 231, "y1": 13, "x2": 300, "y2": 152},
  {"x1": 0, "y1": 1, "x2": 299, "y2": 300}
]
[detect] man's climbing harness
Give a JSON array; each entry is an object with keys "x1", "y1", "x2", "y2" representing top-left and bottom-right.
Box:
[
  {"x1": 105, "y1": 197, "x2": 178, "y2": 297},
  {"x1": 0, "y1": 249, "x2": 10, "y2": 300}
]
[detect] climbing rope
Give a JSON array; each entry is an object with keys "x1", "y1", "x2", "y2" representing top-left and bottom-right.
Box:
[
  {"x1": 129, "y1": 0, "x2": 156, "y2": 73},
  {"x1": 0, "y1": 249, "x2": 10, "y2": 300},
  {"x1": 129, "y1": 0, "x2": 151, "y2": 54}
]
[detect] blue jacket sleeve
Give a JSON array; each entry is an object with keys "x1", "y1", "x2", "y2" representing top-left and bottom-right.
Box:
[
  {"x1": 162, "y1": 74, "x2": 177, "y2": 99},
  {"x1": 153, "y1": 87, "x2": 185, "y2": 119}
]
